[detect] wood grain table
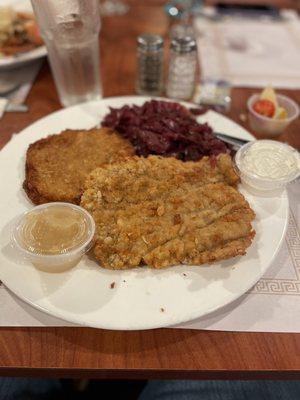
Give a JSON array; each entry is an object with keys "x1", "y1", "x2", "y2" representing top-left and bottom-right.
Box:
[{"x1": 0, "y1": 0, "x2": 299, "y2": 380}]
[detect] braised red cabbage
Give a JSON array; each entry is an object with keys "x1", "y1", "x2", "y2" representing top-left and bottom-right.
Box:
[{"x1": 102, "y1": 100, "x2": 229, "y2": 161}]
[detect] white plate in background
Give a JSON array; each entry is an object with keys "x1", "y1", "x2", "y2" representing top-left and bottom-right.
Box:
[{"x1": 0, "y1": 0, "x2": 46, "y2": 70}]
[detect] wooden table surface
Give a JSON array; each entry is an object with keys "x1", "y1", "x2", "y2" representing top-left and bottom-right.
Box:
[{"x1": 0, "y1": 0, "x2": 299, "y2": 379}]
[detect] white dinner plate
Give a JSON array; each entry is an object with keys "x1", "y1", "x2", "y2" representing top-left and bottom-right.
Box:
[
  {"x1": 0, "y1": 96, "x2": 288, "y2": 330},
  {"x1": 0, "y1": 0, "x2": 47, "y2": 70}
]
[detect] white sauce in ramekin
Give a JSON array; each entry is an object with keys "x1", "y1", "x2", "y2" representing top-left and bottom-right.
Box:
[
  {"x1": 241, "y1": 141, "x2": 300, "y2": 180},
  {"x1": 235, "y1": 140, "x2": 300, "y2": 193}
]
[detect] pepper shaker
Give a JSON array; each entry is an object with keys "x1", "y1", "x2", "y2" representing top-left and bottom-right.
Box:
[
  {"x1": 167, "y1": 37, "x2": 197, "y2": 100},
  {"x1": 136, "y1": 34, "x2": 164, "y2": 96}
]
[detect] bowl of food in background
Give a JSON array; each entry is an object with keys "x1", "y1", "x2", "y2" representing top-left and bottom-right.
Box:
[
  {"x1": 247, "y1": 87, "x2": 299, "y2": 137},
  {"x1": 0, "y1": 4, "x2": 46, "y2": 69},
  {"x1": 0, "y1": 6, "x2": 42, "y2": 58}
]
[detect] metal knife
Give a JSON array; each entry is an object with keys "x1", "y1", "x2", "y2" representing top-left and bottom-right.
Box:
[{"x1": 215, "y1": 132, "x2": 251, "y2": 149}]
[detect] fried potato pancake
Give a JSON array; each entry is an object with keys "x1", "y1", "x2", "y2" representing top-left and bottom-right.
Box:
[
  {"x1": 23, "y1": 128, "x2": 134, "y2": 205},
  {"x1": 81, "y1": 155, "x2": 255, "y2": 269}
]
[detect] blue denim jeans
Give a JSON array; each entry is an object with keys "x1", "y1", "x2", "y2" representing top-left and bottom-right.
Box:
[
  {"x1": 139, "y1": 380, "x2": 300, "y2": 400},
  {"x1": 0, "y1": 378, "x2": 63, "y2": 400},
  {"x1": 1, "y1": 378, "x2": 300, "y2": 400}
]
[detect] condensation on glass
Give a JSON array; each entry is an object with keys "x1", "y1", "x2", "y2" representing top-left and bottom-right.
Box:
[{"x1": 31, "y1": 0, "x2": 102, "y2": 107}]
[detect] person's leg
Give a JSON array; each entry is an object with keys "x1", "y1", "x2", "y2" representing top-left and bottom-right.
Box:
[
  {"x1": 139, "y1": 380, "x2": 300, "y2": 400},
  {"x1": 0, "y1": 377, "x2": 63, "y2": 400}
]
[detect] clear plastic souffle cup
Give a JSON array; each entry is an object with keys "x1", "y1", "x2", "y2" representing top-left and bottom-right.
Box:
[
  {"x1": 247, "y1": 94, "x2": 299, "y2": 137},
  {"x1": 12, "y1": 202, "x2": 95, "y2": 273},
  {"x1": 234, "y1": 140, "x2": 300, "y2": 193}
]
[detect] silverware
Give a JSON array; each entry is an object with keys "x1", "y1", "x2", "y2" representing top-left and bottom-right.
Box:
[
  {"x1": 0, "y1": 97, "x2": 28, "y2": 113},
  {"x1": 216, "y1": 134, "x2": 300, "y2": 156},
  {"x1": 6, "y1": 103, "x2": 28, "y2": 112},
  {"x1": 215, "y1": 132, "x2": 250, "y2": 149},
  {"x1": 0, "y1": 80, "x2": 28, "y2": 113},
  {"x1": 0, "y1": 81, "x2": 19, "y2": 96}
]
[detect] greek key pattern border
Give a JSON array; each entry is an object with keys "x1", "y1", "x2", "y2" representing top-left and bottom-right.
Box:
[{"x1": 249, "y1": 212, "x2": 300, "y2": 295}]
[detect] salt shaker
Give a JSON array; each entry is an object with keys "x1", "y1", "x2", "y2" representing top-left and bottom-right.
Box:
[
  {"x1": 167, "y1": 37, "x2": 197, "y2": 100},
  {"x1": 136, "y1": 34, "x2": 164, "y2": 96}
]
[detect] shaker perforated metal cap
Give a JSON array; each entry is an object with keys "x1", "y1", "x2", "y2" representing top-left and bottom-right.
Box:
[
  {"x1": 137, "y1": 34, "x2": 163, "y2": 51},
  {"x1": 171, "y1": 36, "x2": 197, "y2": 53}
]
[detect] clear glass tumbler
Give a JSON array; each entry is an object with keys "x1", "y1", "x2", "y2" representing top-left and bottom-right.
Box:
[{"x1": 31, "y1": 0, "x2": 102, "y2": 107}]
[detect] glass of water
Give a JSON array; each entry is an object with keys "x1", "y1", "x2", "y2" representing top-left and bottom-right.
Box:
[{"x1": 31, "y1": 0, "x2": 102, "y2": 107}]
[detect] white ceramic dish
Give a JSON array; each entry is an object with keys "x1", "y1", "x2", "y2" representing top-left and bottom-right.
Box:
[
  {"x1": 0, "y1": 96, "x2": 289, "y2": 330},
  {"x1": 0, "y1": 0, "x2": 47, "y2": 70}
]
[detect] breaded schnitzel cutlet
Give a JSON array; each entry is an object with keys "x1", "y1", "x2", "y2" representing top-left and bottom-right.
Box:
[
  {"x1": 81, "y1": 155, "x2": 255, "y2": 269},
  {"x1": 23, "y1": 128, "x2": 134, "y2": 205}
]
